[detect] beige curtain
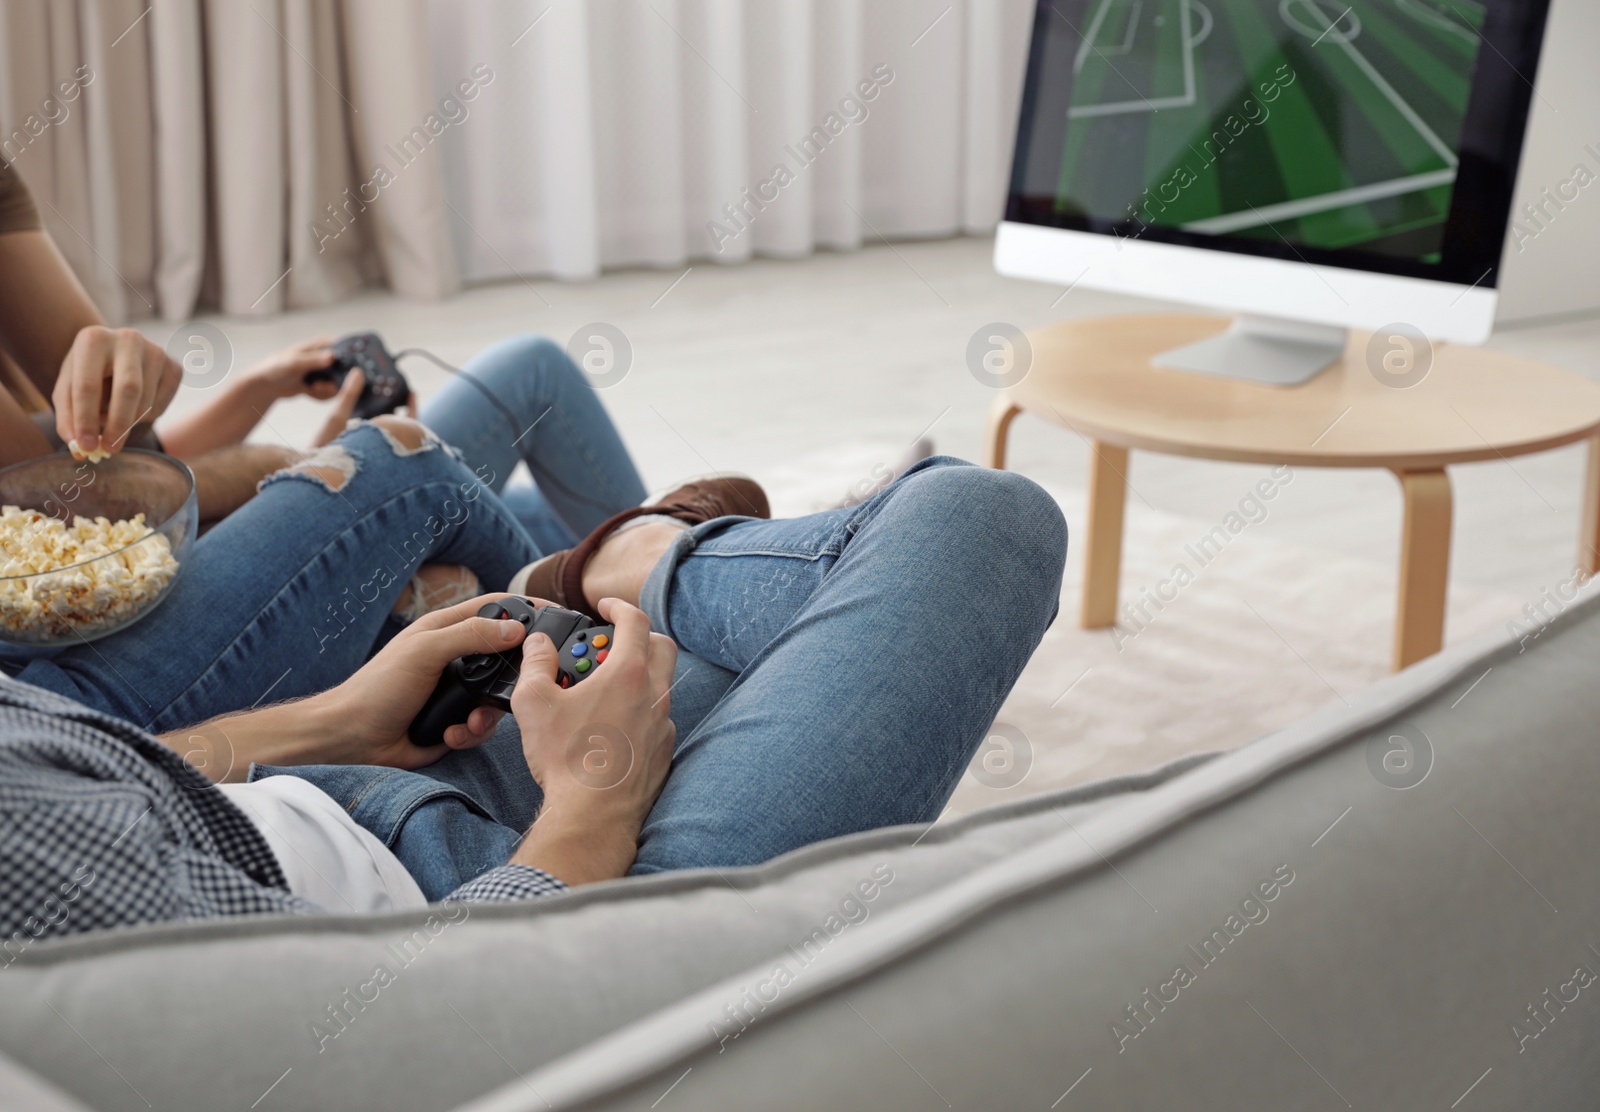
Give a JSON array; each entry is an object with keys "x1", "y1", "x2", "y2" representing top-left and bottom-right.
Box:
[
  {"x1": 428, "y1": 0, "x2": 1036, "y2": 281},
  {"x1": 0, "y1": 0, "x2": 459, "y2": 323}
]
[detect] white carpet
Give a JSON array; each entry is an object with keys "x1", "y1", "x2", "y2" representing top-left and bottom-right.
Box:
[{"x1": 759, "y1": 438, "x2": 1521, "y2": 819}]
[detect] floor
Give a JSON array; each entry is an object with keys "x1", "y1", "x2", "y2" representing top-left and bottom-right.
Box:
[{"x1": 153, "y1": 235, "x2": 1600, "y2": 816}]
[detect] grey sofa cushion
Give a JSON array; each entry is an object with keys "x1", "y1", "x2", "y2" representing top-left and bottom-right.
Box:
[
  {"x1": 3, "y1": 587, "x2": 1596, "y2": 1112},
  {"x1": 0, "y1": 1051, "x2": 93, "y2": 1112},
  {"x1": 473, "y1": 589, "x2": 1600, "y2": 1111},
  {"x1": 0, "y1": 740, "x2": 1205, "y2": 1112}
]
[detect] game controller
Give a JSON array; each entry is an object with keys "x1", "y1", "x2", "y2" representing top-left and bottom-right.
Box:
[
  {"x1": 409, "y1": 598, "x2": 616, "y2": 747},
  {"x1": 304, "y1": 332, "x2": 411, "y2": 420}
]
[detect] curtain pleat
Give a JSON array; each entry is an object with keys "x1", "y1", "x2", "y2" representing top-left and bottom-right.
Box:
[
  {"x1": 282, "y1": 0, "x2": 362, "y2": 310},
  {"x1": 0, "y1": 0, "x2": 1033, "y2": 319},
  {"x1": 205, "y1": 0, "x2": 287, "y2": 314},
  {"x1": 430, "y1": 0, "x2": 1034, "y2": 283},
  {"x1": 591, "y1": 0, "x2": 687, "y2": 268},
  {"x1": 83, "y1": 0, "x2": 158, "y2": 321},
  {"x1": 149, "y1": 0, "x2": 207, "y2": 318},
  {"x1": 677, "y1": 0, "x2": 751, "y2": 264},
  {"x1": 341, "y1": 0, "x2": 459, "y2": 300},
  {"x1": 0, "y1": 0, "x2": 455, "y2": 322},
  {"x1": 811, "y1": 0, "x2": 866, "y2": 252}
]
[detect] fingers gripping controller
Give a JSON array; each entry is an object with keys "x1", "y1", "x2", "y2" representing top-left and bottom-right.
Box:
[
  {"x1": 410, "y1": 599, "x2": 616, "y2": 747},
  {"x1": 304, "y1": 332, "x2": 411, "y2": 420}
]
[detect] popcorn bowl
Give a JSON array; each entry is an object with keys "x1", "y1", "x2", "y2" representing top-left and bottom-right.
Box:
[{"x1": 0, "y1": 450, "x2": 198, "y2": 646}]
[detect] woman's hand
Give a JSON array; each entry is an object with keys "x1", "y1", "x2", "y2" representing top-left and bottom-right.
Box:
[
  {"x1": 237, "y1": 336, "x2": 339, "y2": 403},
  {"x1": 507, "y1": 597, "x2": 678, "y2": 884},
  {"x1": 308, "y1": 369, "x2": 419, "y2": 447},
  {"x1": 160, "y1": 335, "x2": 392, "y2": 460},
  {"x1": 53, "y1": 325, "x2": 182, "y2": 458}
]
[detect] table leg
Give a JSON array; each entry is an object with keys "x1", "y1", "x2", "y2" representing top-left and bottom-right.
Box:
[
  {"x1": 1082, "y1": 441, "x2": 1129, "y2": 629},
  {"x1": 984, "y1": 396, "x2": 1022, "y2": 470},
  {"x1": 1581, "y1": 435, "x2": 1600, "y2": 575},
  {"x1": 1393, "y1": 469, "x2": 1453, "y2": 671}
]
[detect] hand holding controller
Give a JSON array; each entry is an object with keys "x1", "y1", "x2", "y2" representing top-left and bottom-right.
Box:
[
  {"x1": 304, "y1": 332, "x2": 411, "y2": 420},
  {"x1": 409, "y1": 598, "x2": 616, "y2": 747}
]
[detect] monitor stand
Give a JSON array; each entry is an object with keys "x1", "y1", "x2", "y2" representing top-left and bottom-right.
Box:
[{"x1": 1152, "y1": 315, "x2": 1347, "y2": 387}]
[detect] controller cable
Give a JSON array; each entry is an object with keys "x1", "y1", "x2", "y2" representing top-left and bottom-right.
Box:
[{"x1": 392, "y1": 347, "x2": 527, "y2": 441}]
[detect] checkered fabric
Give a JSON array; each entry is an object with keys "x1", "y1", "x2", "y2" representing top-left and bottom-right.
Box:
[
  {"x1": 449, "y1": 864, "x2": 570, "y2": 903},
  {"x1": 0, "y1": 676, "x2": 564, "y2": 947}
]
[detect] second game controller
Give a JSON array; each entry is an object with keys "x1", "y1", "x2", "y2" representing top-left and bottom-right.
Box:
[
  {"x1": 304, "y1": 332, "x2": 410, "y2": 420},
  {"x1": 409, "y1": 598, "x2": 616, "y2": 747}
]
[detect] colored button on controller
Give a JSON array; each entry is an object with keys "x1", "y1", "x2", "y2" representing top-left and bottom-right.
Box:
[
  {"x1": 574, "y1": 658, "x2": 592, "y2": 674},
  {"x1": 571, "y1": 642, "x2": 588, "y2": 658},
  {"x1": 591, "y1": 634, "x2": 609, "y2": 649},
  {"x1": 595, "y1": 649, "x2": 608, "y2": 664}
]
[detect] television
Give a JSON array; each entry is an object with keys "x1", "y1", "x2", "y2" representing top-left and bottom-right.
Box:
[{"x1": 995, "y1": 0, "x2": 1554, "y2": 384}]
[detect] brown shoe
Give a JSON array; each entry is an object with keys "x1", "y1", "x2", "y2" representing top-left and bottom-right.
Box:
[{"x1": 508, "y1": 476, "x2": 770, "y2": 618}]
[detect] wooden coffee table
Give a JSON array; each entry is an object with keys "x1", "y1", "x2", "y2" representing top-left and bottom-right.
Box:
[{"x1": 985, "y1": 314, "x2": 1600, "y2": 670}]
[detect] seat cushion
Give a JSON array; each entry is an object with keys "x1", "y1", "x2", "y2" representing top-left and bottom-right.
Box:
[
  {"x1": 0, "y1": 741, "x2": 1202, "y2": 1112},
  {"x1": 5, "y1": 590, "x2": 1597, "y2": 1112},
  {"x1": 484, "y1": 588, "x2": 1600, "y2": 1111}
]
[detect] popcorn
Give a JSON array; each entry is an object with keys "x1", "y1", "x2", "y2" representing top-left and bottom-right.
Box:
[
  {"x1": 0, "y1": 505, "x2": 179, "y2": 640},
  {"x1": 66, "y1": 440, "x2": 112, "y2": 464}
]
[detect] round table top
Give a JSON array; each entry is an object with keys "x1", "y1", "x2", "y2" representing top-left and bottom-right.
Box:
[{"x1": 1011, "y1": 315, "x2": 1600, "y2": 469}]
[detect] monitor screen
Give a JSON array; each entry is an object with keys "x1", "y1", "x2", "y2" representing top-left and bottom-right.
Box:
[{"x1": 1006, "y1": 0, "x2": 1552, "y2": 288}]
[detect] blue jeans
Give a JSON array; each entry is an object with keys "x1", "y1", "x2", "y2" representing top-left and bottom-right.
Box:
[
  {"x1": 5, "y1": 335, "x2": 644, "y2": 730},
  {"x1": 418, "y1": 334, "x2": 646, "y2": 553},
  {"x1": 255, "y1": 457, "x2": 1068, "y2": 897},
  {"x1": 12, "y1": 414, "x2": 1066, "y2": 900}
]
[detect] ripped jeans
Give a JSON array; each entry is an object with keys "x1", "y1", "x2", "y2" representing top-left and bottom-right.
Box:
[
  {"x1": 11, "y1": 423, "x2": 1067, "y2": 893},
  {"x1": 5, "y1": 333, "x2": 647, "y2": 730},
  {"x1": 251, "y1": 456, "x2": 1068, "y2": 895},
  {"x1": 8, "y1": 421, "x2": 545, "y2": 731},
  {"x1": 417, "y1": 333, "x2": 646, "y2": 552}
]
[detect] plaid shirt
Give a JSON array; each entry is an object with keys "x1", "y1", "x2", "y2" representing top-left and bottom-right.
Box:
[{"x1": 0, "y1": 675, "x2": 563, "y2": 949}]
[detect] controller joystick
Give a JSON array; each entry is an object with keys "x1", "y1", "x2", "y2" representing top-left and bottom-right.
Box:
[
  {"x1": 304, "y1": 331, "x2": 411, "y2": 421},
  {"x1": 409, "y1": 598, "x2": 616, "y2": 747}
]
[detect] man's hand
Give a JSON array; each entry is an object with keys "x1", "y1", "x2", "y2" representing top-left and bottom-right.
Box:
[
  {"x1": 508, "y1": 597, "x2": 678, "y2": 884},
  {"x1": 157, "y1": 593, "x2": 529, "y2": 783},
  {"x1": 54, "y1": 325, "x2": 182, "y2": 458},
  {"x1": 159, "y1": 593, "x2": 681, "y2": 887},
  {"x1": 323, "y1": 593, "x2": 532, "y2": 769}
]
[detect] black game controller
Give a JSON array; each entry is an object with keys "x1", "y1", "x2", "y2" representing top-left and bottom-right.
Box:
[
  {"x1": 409, "y1": 598, "x2": 617, "y2": 747},
  {"x1": 304, "y1": 332, "x2": 410, "y2": 420}
]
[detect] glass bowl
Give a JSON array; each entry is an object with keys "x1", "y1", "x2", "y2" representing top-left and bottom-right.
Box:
[{"x1": 0, "y1": 450, "x2": 198, "y2": 646}]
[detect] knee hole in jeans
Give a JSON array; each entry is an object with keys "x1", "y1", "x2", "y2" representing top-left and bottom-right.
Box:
[
  {"x1": 369, "y1": 415, "x2": 438, "y2": 456},
  {"x1": 260, "y1": 444, "x2": 359, "y2": 494}
]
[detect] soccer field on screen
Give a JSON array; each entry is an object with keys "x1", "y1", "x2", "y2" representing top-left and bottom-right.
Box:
[{"x1": 1053, "y1": 0, "x2": 1487, "y2": 259}]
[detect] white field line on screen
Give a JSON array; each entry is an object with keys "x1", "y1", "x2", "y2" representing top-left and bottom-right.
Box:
[
  {"x1": 1180, "y1": 0, "x2": 1196, "y2": 106},
  {"x1": 1296, "y1": 0, "x2": 1460, "y2": 167},
  {"x1": 1183, "y1": 0, "x2": 1463, "y2": 233},
  {"x1": 1070, "y1": 0, "x2": 1200, "y2": 118},
  {"x1": 1074, "y1": 0, "x2": 1123, "y2": 73},
  {"x1": 1395, "y1": 0, "x2": 1476, "y2": 43},
  {"x1": 1182, "y1": 166, "x2": 1458, "y2": 233},
  {"x1": 1084, "y1": 0, "x2": 1144, "y2": 62}
]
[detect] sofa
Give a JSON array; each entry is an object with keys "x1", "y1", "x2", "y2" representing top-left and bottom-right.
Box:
[{"x1": 3, "y1": 586, "x2": 1598, "y2": 1111}]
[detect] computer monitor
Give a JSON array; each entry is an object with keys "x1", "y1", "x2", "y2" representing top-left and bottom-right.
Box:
[{"x1": 995, "y1": 0, "x2": 1554, "y2": 384}]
